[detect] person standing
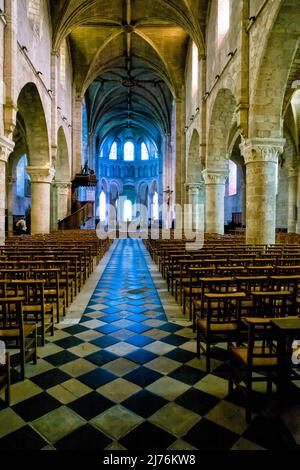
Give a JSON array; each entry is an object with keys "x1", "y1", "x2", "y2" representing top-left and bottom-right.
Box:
[{"x1": 16, "y1": 217, "x2": 27, "y2": 235}]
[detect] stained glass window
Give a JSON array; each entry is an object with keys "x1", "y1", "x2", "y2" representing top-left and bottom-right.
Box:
[
  {"x1": 124, "y1": 141, "x2": 134, "y2": 161},
  {"x1": 228, "y1": 160, "x2": 237, "y2": 196},
  {"x1": 141, "y1": 143, "x2": 149, "y2": 160},
  {"x1": 109, "y1": 142, "x2": 117, "y2": 160}
]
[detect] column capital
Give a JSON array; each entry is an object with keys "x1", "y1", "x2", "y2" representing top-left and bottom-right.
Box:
[
  {"x1": 7, "y1": 176, "x2": 17, "y2": 184},
  {"x1": 288, "y1": 167, "x2": 299, "y2": 178},
  {"x1": 27, "y1": 166, "x2": 55, "y2": 183},
  {"x1": 185, "y1": 182, "x2": 204, "y2": 194},
  {"x1": 0, "y1": 136, "x2": 15, "y2": 162},
  {"x1": 55, "y1": 181, "x2": 71, "y2": 195},
  {"x1": 202, "y1": 169, "x2": 227, "y2": 185},
  {"x1": 240, "y1": 138, "x2": 285, "y2": 164}
]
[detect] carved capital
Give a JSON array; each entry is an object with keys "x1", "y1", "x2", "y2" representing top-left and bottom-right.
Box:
[
  {"x1": 7, "y1": 176, "x2": 17, "y2": 185},
  {"x1": 185, "y1": 182, "x2": 204, "y2": 195},
  {"x1": 27, "y1": 166, "x2": 55, "y2": 183},
  {"x1": 202, "y1": 169, "x2": 227, "y2": 185},
  {"x1": 240, "y1": 138, "x2": 285, "y2": 165},
  {"x1": 288, "y1": 168, "x2": 299, "y2": 179},
  {"x1": 55, "y1": 181, "x2": 71, "y2": 196},
  {"x1": 0, "y1": 136, "x2": 15, "y2": 163}
]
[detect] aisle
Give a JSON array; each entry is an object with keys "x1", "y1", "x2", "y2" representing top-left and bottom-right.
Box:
[{"x1": 0, "y1": 240, "x2": 297, "y2": 450}]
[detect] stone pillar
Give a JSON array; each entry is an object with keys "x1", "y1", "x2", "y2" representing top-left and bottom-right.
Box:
[
  {"x1": 27, "y1": 167, "x2": 55, "y2": 234},
  {"x1": 0, "y1": 138, "x2": 14, "y2": 244},
  {"x1": 202, "y1": 170, "x2": 227, "y2": 234},
  {"x1": 72, "y1": 96, "x2": 83, "y2": 175},
  {"x1": 56, "y1": 181, "x2": 71, "y2": 221},
  {"x1": 240, "y1": 138, "x2": 285, "y2": 245},
  {"x1": 186, "y1": 183, "x2": 203, "y2": 230},
  {"x1": 287, "y1": 168, "x2": 298, "y2": 233},
  {"x1": 0, "y1": 154, "x2": 7, "y2": 244},
  {"x1": 7, "y1": 175, "x2": 16, "y2": 235},
  {"x1": 3, "y1": 0, "x2": 18, "y2": 138}
]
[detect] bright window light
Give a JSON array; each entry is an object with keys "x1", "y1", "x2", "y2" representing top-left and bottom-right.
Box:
[
  {"x1": 109, "y1": 142, "x2": 117, "y2": 160},
  {"x1": 218, "y1": 0, "x2": 230, "y2": 45},
  {"x1": 124, "y1": 141, "x2": 134, "y2": 161},
  {"x1": 141, "y1": 142, "x2": 149, "y2": 160},
  {"x1": 124, "y1": 199, "x2": 133, "y2": 221},
  {"x1": 192, "y1": 42, "x2": 199, "y2": 97},
  {"x1": 228, "y1": 160, "x2": 237, "y2": 196},
  {"x1": 152, "y1": 192, "x2": 159, "y2": 220}
]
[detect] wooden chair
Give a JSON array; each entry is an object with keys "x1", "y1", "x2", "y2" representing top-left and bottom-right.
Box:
[
  {"x1": 0, "y1": 298, "x2": 37, "y2": 380},
  {"x1": 196, "y1": 292, "x2": 246, "y2": 372},
  {"x1": 0, "y1": 351, "x2": 10, "y2": 405},
  {"x1": 10, "y1": 280, "x2": 55, "y2": 346},
  {"x1": 228, "y1": 318, "x2": 278, "y2": 421},
  {"x1": 251, "y1": 290, "x2": 292, "y2": 318},
  {"x1": 192, "y1": 277, "x2": 237, "y2": 331},
  {"x1": 32, "y1": 268, "x2": 65, "y2": 323}
]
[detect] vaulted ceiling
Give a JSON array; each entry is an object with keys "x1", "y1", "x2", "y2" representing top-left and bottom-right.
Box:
[{"x1": 50, "y1": 0, "x2": 208, "y2": 143}]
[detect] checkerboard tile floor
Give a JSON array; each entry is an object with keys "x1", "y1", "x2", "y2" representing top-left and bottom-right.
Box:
[{"x1": 0, "y1": 239, "x2": 299, "y2": 450}]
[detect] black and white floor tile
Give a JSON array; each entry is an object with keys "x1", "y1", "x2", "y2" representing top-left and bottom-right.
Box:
[{"x1": 0, "y1": 239, "x2": 299, "y2": 451}]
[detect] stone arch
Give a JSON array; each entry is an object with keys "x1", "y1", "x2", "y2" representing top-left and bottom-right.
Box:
[
  {"x1": 250, "y1": 0, "x2": 300, "y2": 139},
  {"x1": 17, "y1": 83, "x2": 50, "y2": 167},
  {"x1": 51, "y1": 127, "x2": 71, "y2": 229},
  {"x1": 56, "y1": 127, "x2": 70, "y2": 181},
  {"x1": 187, "y1": 129, "x2": 202, "y2": 183},
  {"x1": 207, "y1": 88, "x2": 237, "y2": 171}
]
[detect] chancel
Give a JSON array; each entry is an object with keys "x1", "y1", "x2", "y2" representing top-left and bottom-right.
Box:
[{"x1": 0, "y1": 0, "x2": 299, "y2": 453}]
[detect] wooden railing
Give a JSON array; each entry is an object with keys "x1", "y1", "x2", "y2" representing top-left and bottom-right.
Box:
[{"x1": 58, "y1": 202, "x2": 94, "y2": 230}]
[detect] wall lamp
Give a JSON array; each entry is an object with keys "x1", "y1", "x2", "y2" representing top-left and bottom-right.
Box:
[{"x1": 227, "y1": 51, "x2": 235, "y2": 57}]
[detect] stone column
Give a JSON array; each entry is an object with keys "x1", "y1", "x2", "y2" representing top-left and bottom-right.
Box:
[
  {"x1": 202, "y1": 170, "x2": 227, "y2": 234},
  {"x1": 56, "y1": 181, "x2": 71, "y2": 221},
  {"x1": 0, "y1": 138, "x2": 14, "y2": 243},
  {"x1": 287, "y1": 168, "x2": 298, "y2": 233},
  {"x1": 240, "y1": 138, "x2": 285, "y2": 245},
  {"x1": 186, "y1": 183, "x2": 204, "y2": 230},
  {"x1": 7, "y1": 175, "x2": 16, "y2": 235},
  {"x1": 72, "y1": 96, "x2": 83, "y2": 175},
  {"x1": 0, "y1": 152, "x2": 7, "y2": 244},
  {"x1": 27, "y1": 167, "x2": 55, "y2": 234}
]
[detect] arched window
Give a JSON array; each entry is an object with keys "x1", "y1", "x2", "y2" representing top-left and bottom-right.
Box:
[
  {"x1": 27, "y1": 0, "x2": 41, "y2": 36},
  {"x1": 60, "y1": 41, "x2": 67, "y2": 89},
  {"x1": 228, "y1": 160, "x2": 237, "y2": 196},
  {"x1": 152, "y1": 192, "x2": 159, "y2": 221},
  {"x1": 109, "y1": 142, "x2": 117, "y2": 160},
  {"x1": 100, "y1": 148, "x2": 104, "y2": 158},
  {"x1": 141, "y1": 142, "x2": 149, "y2": 160},
  {"x1": 192, "y1": 42, "x2": 199, "y2": 98},
  {"x1": 124, "y1": 141, "x2": 134, "y2": 161},
  {"x1": 99, "y1": 191, "x2": 106, "y2": 222},
  {"x1": 16, "y1": 155, "x2": 30, "y2": 197},
  {"x1": 217, "y1": 0, "x2": 230, "y2": 45},
  {"x1": 124, "y1": 200, "x2": 133, "y2": 222}
]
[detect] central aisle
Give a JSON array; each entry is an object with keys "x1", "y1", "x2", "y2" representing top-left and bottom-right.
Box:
[{"x1": 0, "y1": 239, "x2": 297, "y2": 451}]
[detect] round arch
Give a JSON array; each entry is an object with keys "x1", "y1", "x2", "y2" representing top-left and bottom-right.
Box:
[
  {"x1": 17, "y1": 82, "x2": 50, "y2": 167},
  {"x1": 250, "y1": 0, "x2": 300, "y2": 139},
  {"x1": 187, "y1": 129, "x2": 202, "y2": 183},
  {"x1": 207, "y1": 88, "x2": 237, "y2": 171}
]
